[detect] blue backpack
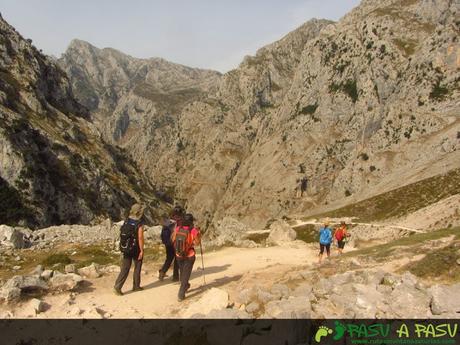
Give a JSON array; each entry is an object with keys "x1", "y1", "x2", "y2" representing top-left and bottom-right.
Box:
[{"x1": 319, "y1": 227, "x2": 332, "y2": 245}]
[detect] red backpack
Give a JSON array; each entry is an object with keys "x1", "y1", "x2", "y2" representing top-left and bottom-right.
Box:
[
  {"x1": 174, "y1": 226, "x2": 193, "y2": 257},
  {"x1": 335, "y1": 227, "x2": 345, "y2": 241}
]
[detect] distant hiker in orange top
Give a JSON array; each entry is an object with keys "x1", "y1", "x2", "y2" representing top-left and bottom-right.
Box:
[
  {"x1": 171, "y1": 213, "x2": 201, "y2": 301},
  {"x1": 334, "y1": 221, "x2": 350, "y2": 254}
]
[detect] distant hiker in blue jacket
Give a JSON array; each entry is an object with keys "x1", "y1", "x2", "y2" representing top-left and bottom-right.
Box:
[{"x1": 318, "y1": 221, "x2": 333, "y2": 263}]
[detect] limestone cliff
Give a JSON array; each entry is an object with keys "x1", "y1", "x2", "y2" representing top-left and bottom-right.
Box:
[
  {"x1": 58, "y1": 0, "x2": 460, "y2": 230},
  {"x1": 0, "y1": 17, "x2": 166, "y2": 228}
]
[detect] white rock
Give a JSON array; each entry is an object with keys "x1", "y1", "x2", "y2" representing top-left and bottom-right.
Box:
[
  {"x1": 49, "y1": 273, "x2": 83, "y2": 291},
  {"x1": 65, "y1": 264, "x2": 76, "y2": 274},
  {"x1": 0, "y1": 225, "x2": 25, "y2": 249},
  {"x1": 40, "y1": 270, "x2": 54, "y2": 280},
  {"x1": 26, "y1": 298, "x2": 45, "y2": 315},
  {"x1": 181, "y1": 288, "x2": 229, "y2": 317},
  {"x1": 267, "y1": 220, "x2": 296, "y2": 245},
  {"x1": 77, "y1": 263, "x2": 101, "y2": 278}
]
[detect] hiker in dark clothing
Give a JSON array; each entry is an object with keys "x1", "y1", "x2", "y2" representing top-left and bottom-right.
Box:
[
  {"x1": 114, "y1": 203, "x2": 145, "y2": 295},
  {"x1": 158, "y1": 212, "x2": 181, "y2": 281},
  {"x1": 171, "y1": 213, "x2": 200, "y2": 301},
  {"x1": 300, "y1": 177, "x2": 308, "y2": 196}
]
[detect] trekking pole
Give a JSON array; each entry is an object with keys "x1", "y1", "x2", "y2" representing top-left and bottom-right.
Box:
[{"x1": 199, "y1": 242, "x2": 206, "y2": 286}]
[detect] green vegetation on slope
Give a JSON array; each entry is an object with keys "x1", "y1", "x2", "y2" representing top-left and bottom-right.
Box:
[
  {"x1": 341, "y1": 227, "x2": 459, "y2": 263},
  {"x1": 309, "y1": 169, "x2": 460, "y2": 222}
]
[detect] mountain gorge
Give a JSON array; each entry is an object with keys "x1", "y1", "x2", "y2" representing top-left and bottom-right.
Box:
[
  {"x1": 59, "y1": 0, "x2": 459, "y2": 231},
  {"x1": 1, "y1": 0, "x2": 459, "y2": 232},
  {"x1": 0, "y1": 16, "x2": 166, "y2": 228}
]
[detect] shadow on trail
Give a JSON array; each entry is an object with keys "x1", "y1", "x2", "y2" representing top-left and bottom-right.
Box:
[
  {"x1": 138, "y1": 264, "x2": 231, "y2": 292},
  {"x1": 185, "y1": 274, "x2": 243, "y2": 300},
  {"x1": 190, "y1": 264, "x2": 231, "y2": 279}
]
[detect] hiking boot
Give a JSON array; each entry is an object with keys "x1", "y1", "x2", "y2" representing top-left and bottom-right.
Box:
[
  {"x1": 172, "y1": 276, "x2": 179, "y2": 282},
  {"x1": 185, "y1": 283, "x2": 191, "y2": 292},
  {"x1": 177, "y1": 295, "x2": 185, "y2": 302},
  {"x1": 132, "y1": 286, "x2": 144, "y2": 292},
  {"x1": 158, "y1": 270, "x2": 166, "y2": 281},
  {"x1": 113, "y1": 288, "x2": 123, "y2": 296}
]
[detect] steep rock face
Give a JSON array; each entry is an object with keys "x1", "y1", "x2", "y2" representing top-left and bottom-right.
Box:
[
  {"x1": 62, "y1": 0, "x2": 459, "y2": 231},
  {"x1": 59, "y1": 42, "x2": 222, "y2": 182},
  {"x1": 0, "y1": 17, "x2": 165, "y2": 228}
]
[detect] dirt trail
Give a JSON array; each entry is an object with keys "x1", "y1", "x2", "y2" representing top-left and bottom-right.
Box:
[
  {"x1": 12, "y1": 243, "x2": 319, "y2": 318},
  {"x1": 292, "y1": 220, "x2": 424, "y2": 233}
]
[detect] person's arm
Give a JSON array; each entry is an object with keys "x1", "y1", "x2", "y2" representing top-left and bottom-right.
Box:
[
  {"x1": 193, "y1": 228, "x2": 201, "y2": 246},
  {"x1": 138, "y1": 225, "x2": 144, "y2": 260},
  {"x1": 170, "y1": 227, "x2": 176, "y2": 244}
]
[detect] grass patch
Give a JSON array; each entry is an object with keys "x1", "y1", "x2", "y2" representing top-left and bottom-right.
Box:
[
  {"x1": 392, "y1": 38, "x2": 418, "y2": 57},
  {"x1": 308, "y1": 169, "x2": 460, "y2": 222},
  {"x1": 41, "y1": 253, "x2": 72, "y2": 266},
  {"x1": 402, "y1": 241, "x2": 460, "y2": 282},
  {"x1": 341, "y1": 227, "x2": 460, "y2": 263},
  {"x1": 294, "y1": 224, "x2": 318, "y2": 243}
]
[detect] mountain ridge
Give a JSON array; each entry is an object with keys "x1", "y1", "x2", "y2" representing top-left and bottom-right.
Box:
[{"x1": 59, "y1": 0, "x2": 459, "y2": 231}]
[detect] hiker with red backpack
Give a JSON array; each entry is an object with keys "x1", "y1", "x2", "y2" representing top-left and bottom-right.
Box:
[
  {"x1": 114, "y1": 203, "x2": 145, "y2": 295},
  {"x1": 171, "y1": 213, "x2": 201, "y2": 301},
  {"x1": 158, "y1": 206, "x2": 184, "y2": 282},
  {"x1": 334, "y1": 221, "x2": 350, "y2": 254}
]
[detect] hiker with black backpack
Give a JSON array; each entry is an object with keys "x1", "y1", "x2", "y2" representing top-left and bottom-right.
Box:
[
  {"x1": 158, "y1": 206, "x2": 184, "y2": 281},
  {"x1": 114, "y1": 203, "x2": 145, "y2": 295},
  {"x1": 171, "y1": 213, "x2": 201, "y2": 301}
]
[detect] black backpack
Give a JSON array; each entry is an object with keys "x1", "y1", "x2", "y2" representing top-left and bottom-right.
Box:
[{"x1": 119, "y1": 219, "x2": 139, "y2": 256}]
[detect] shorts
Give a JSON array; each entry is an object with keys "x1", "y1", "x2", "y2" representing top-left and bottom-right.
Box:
[
  {"x1": 337, "y1": 240, "x2": 345, "y2": 249},
  {"x1": 319, "y1": 243, "x2": 330, "y2": 255}
]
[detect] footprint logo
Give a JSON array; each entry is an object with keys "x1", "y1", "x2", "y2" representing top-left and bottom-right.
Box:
[
  {"x1": 315, "y1": 326, "x2": 333, "y2": 343},
  {"x1": 333, "y1": 320, "x2": 346, "y2": 340}
]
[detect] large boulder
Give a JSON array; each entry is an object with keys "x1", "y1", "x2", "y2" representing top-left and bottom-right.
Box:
[
  {"x1": 0, "y1": 286, "x2": 21, "y2": 302},
  {"x1": 388, "y1": 281, "x2": 431, "y2": 318},
  {"x1": 263, "y1": 296, "x2": 311, "y2": 318},
  {"x1": 181, "y1": 288, "x2": 229, "y2": 317},
  {"x1": 267, "y1": 220, "x2": 296, "y2": 245},
  {"x1": 77, "y1": 263, "x2": 101, "y2": 278},
  {"x1": 0, "y1": 275, "x2": 48, "y2": 302},
  {"x1": 429, "y1": 284, "x2": 460, "y2": 315},
  {"x1": 2, "y1": 275, "x2": 48, "y2": 292},
  {"x1": 0, "y1": 225, "x2": 25, "y2": 249},
  {"x1": 144, "y1": 225, "x2": 162, "y2": 242},
  {"x1": 207, "y1": 217, "x2": 252, "y2": 247},
  {"x1": 49, "y1": 273, "x2": 83, "y2": 291}
]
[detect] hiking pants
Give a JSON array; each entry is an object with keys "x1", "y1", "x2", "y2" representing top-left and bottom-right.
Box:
[
  {"x1": 160, "y1": 244, "x2": 179, "y2": 279},
  {"x1": 177, "y1": 255, "x2": 195, "y2": 299},
  {"x1": 114, "y1": 255, "x2": 143, "y2": 290}
]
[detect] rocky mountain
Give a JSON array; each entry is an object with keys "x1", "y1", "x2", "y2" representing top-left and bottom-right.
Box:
[
  {"x1": 0, "y1": 17, "x2": 166, "y2": 228},
  {"x1": 60, "y1": 0, "x2": 460, "y2": 232}
]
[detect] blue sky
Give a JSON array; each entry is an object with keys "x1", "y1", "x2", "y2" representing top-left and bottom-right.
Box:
[{"x1": 0, "y1": 0, "x2": 360, "y2": 72}]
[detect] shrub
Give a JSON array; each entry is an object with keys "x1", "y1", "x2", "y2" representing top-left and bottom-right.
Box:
[
  {"x1": 300, "y1": 103, "x2": 319, "y2": 115},
  {"x1": 429, "y1": 81, "x2": 449, "y2": 101},
  {"x1": 359, "y1": 153, "x2": 369, "y2": 161}
]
